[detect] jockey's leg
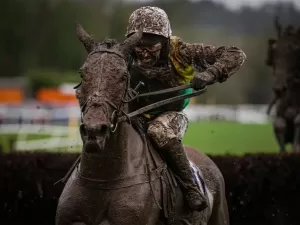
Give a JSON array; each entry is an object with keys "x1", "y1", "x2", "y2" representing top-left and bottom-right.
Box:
[
  {"x1": 274, "y1": 116, "x2": 286, "y2": 153},
  {"x1": 293, "y1": 114, "x2": 300, "y2": 152},
  {"x1": 147, "y1": 111, "x2": 208, "y2": 212}
]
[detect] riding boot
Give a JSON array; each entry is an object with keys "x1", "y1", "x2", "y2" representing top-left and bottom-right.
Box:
[{"x1": 160, "y1": 138, "x2": 208, "y2": 211}]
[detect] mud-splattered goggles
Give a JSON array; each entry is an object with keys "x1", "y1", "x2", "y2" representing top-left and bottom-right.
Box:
[{"x1": 134, "y1": 42, "x2": 162, "y2": 53}]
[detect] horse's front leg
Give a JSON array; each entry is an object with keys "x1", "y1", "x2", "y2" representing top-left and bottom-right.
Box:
[
  {"x1": 274, "y1": 117, "x2": 287, "y2": 153},
  {"x1": 56, "y1": 170, "x2": 108, "y2": 225},
  {"x1": 292, "y1": 114, "x2": 300, "y2": 152}
]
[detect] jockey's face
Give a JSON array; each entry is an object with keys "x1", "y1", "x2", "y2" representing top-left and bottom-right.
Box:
[
  {"x1": 133, "y1": 34, "x2": 165, "y2": 66},
  {"x1": 134, "y1": 42, "x2": 162, "y2": 66}
]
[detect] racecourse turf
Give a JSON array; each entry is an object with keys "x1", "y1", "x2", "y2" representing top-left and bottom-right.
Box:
[
  {"x1": 182, "y1": 121, "x2": 285, "y2": 155},
  {"x1": 0, "y1": 121, "x2": 289, "y2": 155},
  {"x1": 0, "y1": 134, "x2": 53, "y2": 153}
]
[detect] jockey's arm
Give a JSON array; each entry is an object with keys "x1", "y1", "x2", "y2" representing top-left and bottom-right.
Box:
[{"x1": 181, "y1": 42, "x2": 246, "y2": 87}]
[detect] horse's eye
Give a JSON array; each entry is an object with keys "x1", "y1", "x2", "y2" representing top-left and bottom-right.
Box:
[
  {"x1": 121, "y1": 73, "x2": 128, "y2": 82},
  {"x1": 78, "y1": 69, "x2": 83, "y2": 78}
]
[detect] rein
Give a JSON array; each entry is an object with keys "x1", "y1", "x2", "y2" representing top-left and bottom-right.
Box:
[
  {"x1": 109, "y1": 84, "x2": 206, "y2": 132},
  {"x1": 133, "y1": 83, "x2": 194, "y2": 97},
  {"x1": 110, "y1": 85, "x2": 206, "y2": 130}
]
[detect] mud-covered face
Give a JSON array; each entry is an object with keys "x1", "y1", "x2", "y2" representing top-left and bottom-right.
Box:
[
  {"x1": 75, "y1": 23, "x2": 142, "y2": 152},
  {"x1": 132, "y1": 33, "x2": 165, "y2": 66},
  {"x1": 134, "y1": 42, "x2": 162, "y2": 66},
  {"x1": 76, "y1": 46, "x2": 129, "y2": 152}
]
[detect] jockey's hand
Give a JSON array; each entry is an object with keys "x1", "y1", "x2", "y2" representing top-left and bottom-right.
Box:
[{"x1": 191, "y1": 71, "x2": 216, "y2": 90}]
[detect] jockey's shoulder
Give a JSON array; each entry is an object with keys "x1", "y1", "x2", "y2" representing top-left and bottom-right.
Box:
[
  {"x1": 169, "y1": 35, "x2": 184, "y2": 46},
  {"x1": 169, "y1": 35, "x2": 189, "y2": 56}
]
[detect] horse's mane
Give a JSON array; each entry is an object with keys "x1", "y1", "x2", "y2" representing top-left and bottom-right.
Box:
[{"x1": 98, "y1": 38, "x2": 119, "y2": 49}]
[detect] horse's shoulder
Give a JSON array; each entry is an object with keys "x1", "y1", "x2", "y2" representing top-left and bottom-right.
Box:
[{"x1": 184, "y1": 145, "x2": 212, "y2": 165}]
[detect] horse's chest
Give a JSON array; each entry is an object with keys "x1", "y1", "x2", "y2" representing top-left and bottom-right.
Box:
[{"x1": 105, "y1": 185, "x2": 161, "y2": 225}]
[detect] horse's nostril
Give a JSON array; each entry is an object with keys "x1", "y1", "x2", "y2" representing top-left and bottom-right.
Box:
[
  {"x1": 99, "y1": 124, "x2": 109, "y2": 134},
  {"x1": 80, "y1": 124, "x2": 87, "y2": 136}
]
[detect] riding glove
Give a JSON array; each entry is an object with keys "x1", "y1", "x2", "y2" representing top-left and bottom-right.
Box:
[{"x1": 191, "y1": 70, "x2": 216, "y2": 90}]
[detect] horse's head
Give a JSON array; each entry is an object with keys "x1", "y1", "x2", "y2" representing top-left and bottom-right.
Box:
[
  {"x1": 75, "y1": 23, "x2": 142, "y2": 151},
  {"x1": 266, "y1": 17, "x2": 300, "y2": 83}
]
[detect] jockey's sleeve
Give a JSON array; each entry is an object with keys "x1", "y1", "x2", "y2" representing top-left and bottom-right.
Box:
[{"x1": 180, "y1": 41, "x2": 247, "y2": 83}]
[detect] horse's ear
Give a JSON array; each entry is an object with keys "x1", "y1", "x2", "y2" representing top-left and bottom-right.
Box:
[
  {"x1": 76, "y1": 22, "x2": 96, "y2": 53},
  {"x1": 121, "y1": 29, "x2": 143, "y2": 55}
]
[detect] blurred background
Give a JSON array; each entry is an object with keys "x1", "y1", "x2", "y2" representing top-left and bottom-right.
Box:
[{"x1": 1, "y1": 0, "x2": 299, "y2": 155}]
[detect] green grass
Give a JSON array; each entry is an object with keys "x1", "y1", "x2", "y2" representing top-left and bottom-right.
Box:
[
  {"x1": 0, "y1": 121, "x2": 289, "y2": 155},
  {"x1": 183, "y1": 121, "x2": 287, "y2": 155},
  {"x1": 0, "y1": 134, "x2": 52, "y2": 153}
]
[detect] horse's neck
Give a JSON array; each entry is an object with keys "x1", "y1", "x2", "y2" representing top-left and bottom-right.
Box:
[{"x1": 79, "y1": 122, "x2": 146, "y2": 180}]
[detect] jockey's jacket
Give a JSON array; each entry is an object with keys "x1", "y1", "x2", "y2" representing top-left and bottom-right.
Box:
[{"x1": 128, "y1": 36, "x2": 246, "y2": 118}]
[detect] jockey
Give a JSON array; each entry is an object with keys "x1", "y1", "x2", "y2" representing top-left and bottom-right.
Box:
[{"x1": 125, "y1": 6, "x2": 246, "y2": 212}]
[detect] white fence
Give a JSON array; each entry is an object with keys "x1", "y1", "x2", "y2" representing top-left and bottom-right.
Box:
[
  {"x1": 0, "y1": 104, "x2": 274, "y2": 151},
  {"x1": 0, "y1": 124, "x2": 81, "y2": 152},
  {"x1": 184, "y1": 104, "x2": 273, "y2": 124},
  {"x1": 0, "y1": 103, "x2": 273, "y2": 124}
]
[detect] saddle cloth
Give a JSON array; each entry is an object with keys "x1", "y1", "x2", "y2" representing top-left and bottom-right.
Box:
[
  {"x1": 190, "y1": 161, "x2": 207, "y2": 195},
  {"x1": 189, "y1": 160, "x2": 214, "y2": 211}
]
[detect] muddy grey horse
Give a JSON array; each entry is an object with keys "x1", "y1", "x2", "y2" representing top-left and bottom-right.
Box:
[
  {"x1": 55, "y1": 23, "x2": 229, "y2": 225},
  {"x1": 266, "y1": 17, "x2": 300, "y2": 152}
]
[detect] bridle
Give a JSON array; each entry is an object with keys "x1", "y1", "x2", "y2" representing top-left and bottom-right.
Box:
[{"x1": 78, "y1": 47, "x2": 133, "y2": 133}]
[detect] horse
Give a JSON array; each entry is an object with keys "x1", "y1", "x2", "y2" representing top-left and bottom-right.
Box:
[
  {"x1": 265, "y1": 17, "x2": 300, "y2": 153},
  {"x1": 55, "y1": 23, "x2": 229, "y2": 225}
]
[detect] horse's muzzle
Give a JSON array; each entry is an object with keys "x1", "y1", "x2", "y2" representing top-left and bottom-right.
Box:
[
  {"x1": 85, "y1": 122, "x2": 109, "y2": 136},
  {"x1": 80, "y1": 122, "x2": 110, "y2": 151}
]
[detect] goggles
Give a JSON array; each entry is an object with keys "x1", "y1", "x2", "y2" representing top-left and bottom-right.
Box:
[{"x1": 134, "y1": 42, "x2": 162, "y2": 53}]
